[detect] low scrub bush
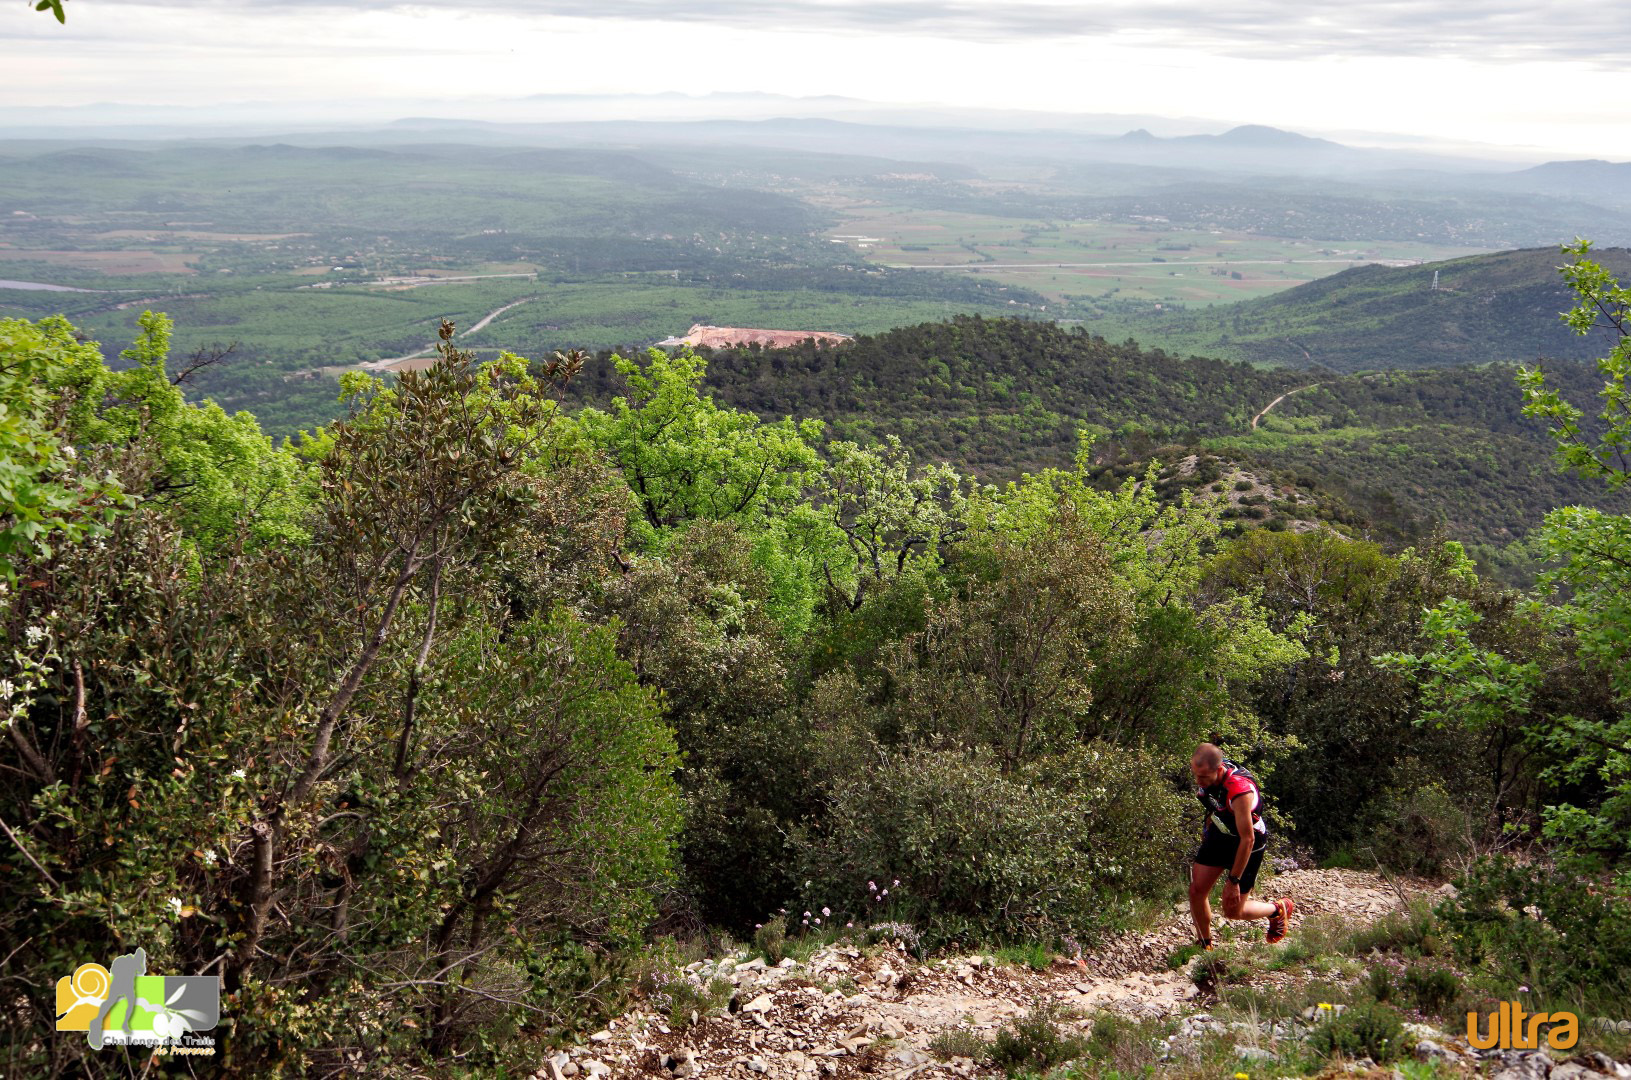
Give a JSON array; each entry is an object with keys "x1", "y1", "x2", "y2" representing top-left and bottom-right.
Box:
[
  {"x1": 986, "y1": 1003, "x2": 1090, "y2": 1075},
  {"x1": 1344, "y1": 898, "x2": 1442, "y2": 957},
  {"x1": 795, "y1": 743, "x2": 1188, "y2": 947},
  {"x1": 752, "y1": 919, "x2": 788, "y2": 964},
  {"x1": 1365, "y1": 964, "x2": 1395, "y2": 1003},
  {"x1": 1307, "y1": 1000, "x2": 1407, "y2": 1063},
  {"x1": 524, "y1": 940, "x2": 636, "y2": 1042},
  {"x1": 646, "y1": 970, "x2": 734, "y2": 1030},
  {"x1": 928, "y1": 1025, "x2": 988, "y2": 1061},
  {"x1": 995, "y1": 942, "x2": 1054, "y2": 971},
  {"x1": 1402, "y1": 965, "x2": 1459, "y2": 1015},
  {"x1": 1076, "y1": 1012, "x2": 1175, "y2": 1077}
]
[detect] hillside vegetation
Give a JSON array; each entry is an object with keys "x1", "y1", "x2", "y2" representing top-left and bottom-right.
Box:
[
  {"x1": 576, "y1": 315, "x2": 1631, "y2": 584},
  {"x1": 1107, "y1": 246, "x2": 1631, "y2": 371}
]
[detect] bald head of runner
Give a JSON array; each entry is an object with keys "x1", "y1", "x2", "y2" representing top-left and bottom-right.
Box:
[{"x1": 1191, "y1": 741, "x2": 1225, "y2": 786}]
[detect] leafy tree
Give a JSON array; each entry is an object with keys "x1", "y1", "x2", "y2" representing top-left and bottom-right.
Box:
[
  {"x1": 0, "y1": 316, "x2": 129, "y2": 577},
  {"x1": 0, "y1": 318, "x2": 681, "y2": 1075},
  {"x1": 817, "y1": 434, "x2": 971, "y2": 611},
  {"x1": 885, "y1": 502, "x2": 1131, "y2": 774},
  {"x1": 971, "y1": 438, "x2": 1309, "y2": 755},
  {"x1": 1510, "y1": 243, "x2": 1631, "y2": 860},
  {"x1": 1382, "y1": 240, "x2": 1631, "y2": 866},
  {"x1": 576, "y1": 347, "x2": 823, "y2": 540},
  {"x1": 64, "y1": 312, "x2": 314, "y2": 550},
  {"x1": 1210, "y1": 530, "x2": 1529, "y2": 857}
]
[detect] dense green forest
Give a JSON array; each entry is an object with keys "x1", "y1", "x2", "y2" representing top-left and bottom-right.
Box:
[
  {"x1": 3, "y1": 241, "x2": 1631, "y2": 1075},
  {"x1": 556, "y1": 315, "x2": 1630, "y2": 584}
]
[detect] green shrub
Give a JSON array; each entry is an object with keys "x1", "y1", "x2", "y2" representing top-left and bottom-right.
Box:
[
  {"x1": 647, "y1": 971, "x2": 734, "y2": 1029},
  {"x1": 1168, "y1": 942, "x2": 1208, "y2": 970},
  {"x1": 1344, "y1": 899, "x2": 1441, "y2": 957},
  {"x1": 928, "y1": 1026, "x2": 988, "y2": 1060},
  {"x1": 1235, "y1": 480, "x2": 1255, "y2": 491},
  {"x1": 1438, "y1": 856, "x2": 1631, "y2": 1004},
  {"x1": 1076, "y1": 1012, "x2": 1173, "y2": 1077},
  {"x1": 1402, "y1": 966, "x2": 1459, "y2": 1015},
  {"x1": 753, "y1": 919, "x2": 788, "y2": 964},
  {"x1": 1307, "y1": 1000, "x2": 1407, "y2": 1063},
  {"x1": 1365, "y1": 964, "x2": 1395, "y2": 1002},
  {"x1": 986, "y1": 1003, "x2": 1090, "y2": 1075},
  {"x1": 996, "y1": 941, "x2": 1054, "y2": 971},
  {"x1": 523, "y1": 940, "x2": 635, "y2": 1041},
  {"x1": 795, "y1": 742, "x2": 1188, "y2": 947}
]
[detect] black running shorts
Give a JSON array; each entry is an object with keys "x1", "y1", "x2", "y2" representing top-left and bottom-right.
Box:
[{"x1": 1193, "y1": 827, "x2": 1267, "y2": 893}]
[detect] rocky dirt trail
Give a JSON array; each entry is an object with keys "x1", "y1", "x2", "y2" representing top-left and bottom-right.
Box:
[{"x1": 533, "y1": 867, "x2": 1588, "y2": 1079}]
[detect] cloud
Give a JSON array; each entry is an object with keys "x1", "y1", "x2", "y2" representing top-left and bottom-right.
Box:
[{"x1": 123, "y1": 0, "x2": 1626, "y2": 64}]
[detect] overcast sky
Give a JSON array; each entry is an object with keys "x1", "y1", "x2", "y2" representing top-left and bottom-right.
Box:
[{"x1": 4, "y1": 0, "x2": 1626, "y2": 157}]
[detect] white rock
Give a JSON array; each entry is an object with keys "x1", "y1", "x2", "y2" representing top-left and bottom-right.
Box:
[
  {"x1": 744, "y1": 994, "x2": 776, "y2": 1014},
  {"x1": 777, "y1": 957, "x2": 796, "y2": 969},
  {"x1": 1590, "y1": 1053, "x2": 1631, "y2": 1078},
  {"x1": 581, "y1": 1062, "x2": 610, "y2": 1080},
  {"x1": 588, "y1": 1029, "x2": 612, "y2": 1044},
  {"x1": 747, "y1": 1057, "x2": 769, "y2": 1074}
]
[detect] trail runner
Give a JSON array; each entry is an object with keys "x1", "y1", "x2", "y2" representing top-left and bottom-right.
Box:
[{"x1": 1188, "y1": 742, "x2": 1294, "y2": 949}]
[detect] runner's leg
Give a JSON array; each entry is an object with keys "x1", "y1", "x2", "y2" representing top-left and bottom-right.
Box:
[
  {"x1": 1189, "y1": 862, "x2": 1225, "y2": 943},
  {"x1": 1228, "y1": 888, "x2": 1279, "y2": 921}
]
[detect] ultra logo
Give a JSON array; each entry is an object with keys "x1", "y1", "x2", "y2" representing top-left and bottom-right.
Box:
[
  {"x1": 1467, "y1": 1001, "x2": 1578, "y2": 1050},
  {"x1": 55, "y1": 948, "x2": 220, "y2": 1050}
]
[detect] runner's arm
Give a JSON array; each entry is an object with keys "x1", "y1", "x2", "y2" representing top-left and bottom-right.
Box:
[{"x1": 1229, "y1": 794, "x2": 1256, "y2": 882}]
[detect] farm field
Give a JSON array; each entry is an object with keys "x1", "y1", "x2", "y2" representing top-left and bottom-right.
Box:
[{"x1": 819, "y1": 204, "x2": 1490, "y2": 305}]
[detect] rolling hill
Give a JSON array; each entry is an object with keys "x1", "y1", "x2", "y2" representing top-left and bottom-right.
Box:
[
  {"x1": 561, "y1": 314, "x2": 1631, "y2": 585},
  {"x1": 1105, "y1": 246, "x2": 1631, "y2": 372}
]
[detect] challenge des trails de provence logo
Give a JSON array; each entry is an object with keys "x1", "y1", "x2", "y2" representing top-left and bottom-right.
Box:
[{"x1": 56, "y1": 948, "x2": 221, "y2": 1055}]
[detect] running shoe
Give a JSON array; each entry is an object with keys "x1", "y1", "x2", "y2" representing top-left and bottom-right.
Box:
[{"x1": 1266, "y1": 898, "x2": 1295, "y2": 944}]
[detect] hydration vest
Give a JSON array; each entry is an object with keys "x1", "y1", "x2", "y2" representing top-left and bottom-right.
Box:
[{"x1": 1197, "y1": 760, "x2": 1267, "y2": 838}]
